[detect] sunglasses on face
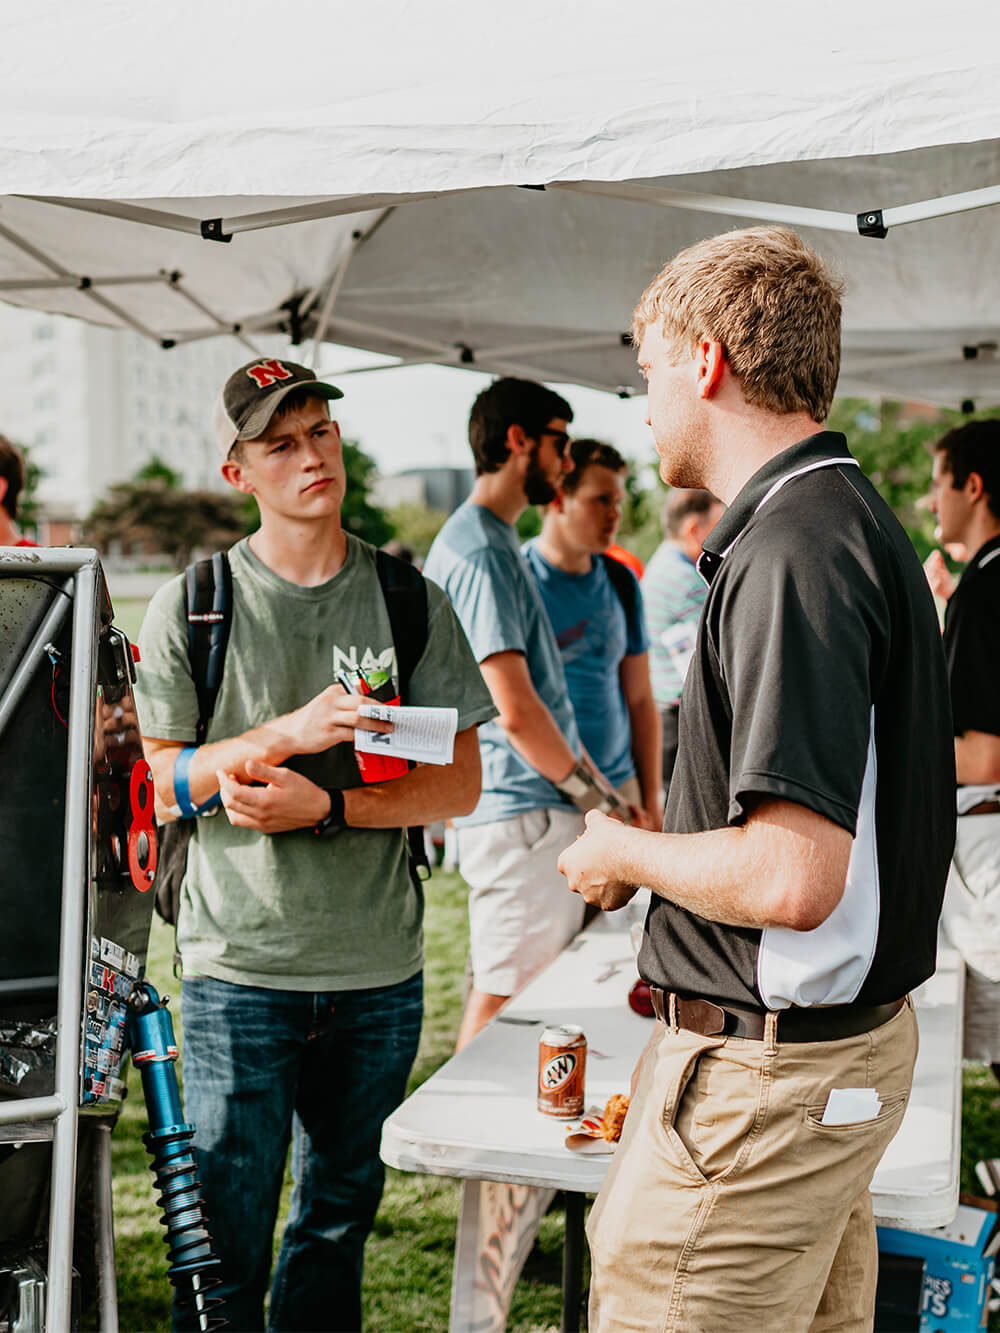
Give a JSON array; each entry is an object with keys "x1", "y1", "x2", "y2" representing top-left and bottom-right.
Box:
[{"x1": 538, "y1": 429, "x2": 570, "y2": 455}]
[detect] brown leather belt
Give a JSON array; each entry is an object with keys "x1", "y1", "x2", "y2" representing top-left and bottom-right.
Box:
[
  {"x1": 648, "y1": 987, "x2": 905, "y2": 1043},
  {"x1": 963, "y1": 800, "x2": 1000, "y2": 817}
]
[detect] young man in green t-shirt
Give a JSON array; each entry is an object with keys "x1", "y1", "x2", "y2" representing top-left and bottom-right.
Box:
[{"x1": 135, "y1": 358, "x2": 495, "y2": 1332}]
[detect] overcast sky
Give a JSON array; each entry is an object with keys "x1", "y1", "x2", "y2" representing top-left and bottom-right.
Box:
[{"x1": 315, "y1": 344, "x2": 657, "y2": 482}]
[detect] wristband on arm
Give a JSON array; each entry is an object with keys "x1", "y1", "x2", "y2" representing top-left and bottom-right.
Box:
[
  {"x1": 555, "y1": 761, "x2": 631, "y2": 820},
  {"x1": 172, "y1": 746, "x2": 222, "y2": 819},
  {"x1": 313, "y1": 788, "x2": 347, "y2": 839}
]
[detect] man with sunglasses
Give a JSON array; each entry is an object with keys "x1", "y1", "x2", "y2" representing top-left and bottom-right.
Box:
[{"x1": 426, "y1": 377, "x2": 627, "y2": 1047}]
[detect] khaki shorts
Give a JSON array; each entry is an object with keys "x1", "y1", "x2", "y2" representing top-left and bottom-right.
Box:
[
  {"x1": 457, "y1": 806, "x2": 585, "y2": 996},
  {"x1": 588, "y1": 999, "x2": 918, "y2": 1333}
]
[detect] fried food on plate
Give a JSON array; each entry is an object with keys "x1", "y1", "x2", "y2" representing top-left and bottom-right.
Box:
[{"x1": 602, "y1": 1093, "x2": 630, "y2": 1142}]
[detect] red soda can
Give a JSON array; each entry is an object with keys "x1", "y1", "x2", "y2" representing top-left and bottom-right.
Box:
[
  {"x1": 352, "y1": 668, "x2": 409, "y2": 783},
  {"x1": 537, "y1": 1025, "x2": 587, "y2": 1118}
]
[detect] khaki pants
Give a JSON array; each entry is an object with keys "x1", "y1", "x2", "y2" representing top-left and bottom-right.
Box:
[{"x1": 587, "y1": 999, "x2": 917, "y2": 1333}]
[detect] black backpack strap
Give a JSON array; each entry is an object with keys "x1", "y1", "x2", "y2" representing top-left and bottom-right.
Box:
[
  {"x1": 600, "y1": 551, "x2": 636, "y2": 614},
  {"x1": 375, "y1": 548, "x2": 431, "y2": 879},
  {"x1": 184, "y1": 551, "x2": 233, "y2": 745},
  {"x1": 375, "y1": 547, "x2": 428, "y2": 699}
]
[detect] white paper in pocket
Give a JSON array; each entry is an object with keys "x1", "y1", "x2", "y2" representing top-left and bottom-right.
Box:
[{"x1": 820, "y1": 1087, "x2": 883, "y2": 1125}]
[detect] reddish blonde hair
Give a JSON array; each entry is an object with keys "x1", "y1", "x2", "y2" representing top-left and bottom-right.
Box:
[{"x1": 632, "y1": 225, "x2": 844, "y2": 423}]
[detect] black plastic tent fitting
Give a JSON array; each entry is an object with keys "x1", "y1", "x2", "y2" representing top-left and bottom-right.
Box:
[
  {"x1": 857, "y1": 209, "x2": 888, "y2": 239},
  {"x1": 200, "y1": 218, "x2": 233, "y2": 244}
]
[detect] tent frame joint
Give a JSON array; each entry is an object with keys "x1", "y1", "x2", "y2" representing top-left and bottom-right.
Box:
[
  {"x1": 856, "y1": 209, "x2": 888, "y2": 239},
  {"x1": 200, "y1": 218, "x2": 232, "y2": 244}
]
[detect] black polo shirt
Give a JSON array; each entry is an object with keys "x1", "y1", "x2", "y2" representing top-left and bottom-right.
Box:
[
  {"x1": 943, "y1": 534, "x2": 1000, "y2": 741},
  {"x1": 638, "y1": 432, "x2": 955, "y2": 1010}
]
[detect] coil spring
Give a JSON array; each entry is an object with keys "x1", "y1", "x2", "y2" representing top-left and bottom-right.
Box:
[{"x1": 143, "y1": 1124, "x2": 227, "y2": 1331}]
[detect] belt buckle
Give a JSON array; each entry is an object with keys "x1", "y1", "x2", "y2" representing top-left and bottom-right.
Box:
[{"x1": 678, "y1": 996, "x2": 727, "y2": 1037}]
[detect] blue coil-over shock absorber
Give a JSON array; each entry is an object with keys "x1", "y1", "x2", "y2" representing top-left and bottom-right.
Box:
[{"x1": 127, "y1": 980, "x2": 226, "y2": 1331}]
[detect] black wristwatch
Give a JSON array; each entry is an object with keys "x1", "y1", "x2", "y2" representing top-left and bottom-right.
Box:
[{"x1": 313, "y1": 788, "x2": 347, "y2": 838}]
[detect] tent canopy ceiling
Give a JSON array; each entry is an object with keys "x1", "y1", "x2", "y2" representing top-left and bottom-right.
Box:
[{"x1": 2, "y1": 1, "x2": 1000, "y2": 407}]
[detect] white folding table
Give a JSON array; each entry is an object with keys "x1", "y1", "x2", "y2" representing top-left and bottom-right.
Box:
[{"x1": 381, "y1": 900, "x2": 963, "y2": 1332}]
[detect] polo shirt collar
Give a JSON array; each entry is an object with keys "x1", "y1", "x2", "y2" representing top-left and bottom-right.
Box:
[
  {"x1": 972, "y1": 533, "x2": 1000, "y2": 572},
  {"x1": 698, "y1": 431, "x2": 852, "y2": 584}
]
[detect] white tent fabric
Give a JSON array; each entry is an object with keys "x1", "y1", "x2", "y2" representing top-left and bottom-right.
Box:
[{"x1": 2, "y1": 1, "x2": 1000, "y2": 405}]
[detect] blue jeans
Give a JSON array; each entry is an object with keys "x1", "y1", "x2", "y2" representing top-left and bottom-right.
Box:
[{"x1": 175, "y1": 971, "x2": 423, "y2": 1333}]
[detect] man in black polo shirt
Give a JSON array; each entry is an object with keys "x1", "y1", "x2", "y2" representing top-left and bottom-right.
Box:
[
  {"x1": 926, "y1": 420, "x2": 1000, "y2": 1074},
  {"x1": 558, "y1": 225, "x2": 955, "y2": 1332}
]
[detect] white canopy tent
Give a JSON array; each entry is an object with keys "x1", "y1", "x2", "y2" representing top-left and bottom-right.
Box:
[{"x1": 2, "y1": 1, "x2": 1000, "y2": 407}]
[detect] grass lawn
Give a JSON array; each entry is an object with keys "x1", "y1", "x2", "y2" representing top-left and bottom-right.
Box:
[
  {"x1": 111, "y1": 872, "x2": 1000, "y2": 1331},
  {"x1": 111, "y1": 598, "x2": 153, "y2": 644}
]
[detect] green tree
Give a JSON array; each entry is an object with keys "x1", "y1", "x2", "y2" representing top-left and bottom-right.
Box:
[
  {"x1": 385, "y1": 502, "x2": 449, "y2": 560},
  {"x1": 615, "y1": 459, "x2": 664, "y2": 565},
  {"x1": 134, "y1": 455, "x2": 182, "y2": 489},
  {"x1": 822, "y1": 399, "x2": 1000, "y2": 563},
  {"x1": 340, "y1": 440, "x2": 394, "y2": 547},
  {"x1": 84, "y1": 479, "x2": 247, "y2": 570},
  {"x1": 16, "y1": 442, "x2": 44, "y2": 539},
  {"x1": 828, "y1": 400, "x2": 943, "y2": 559},
  {"x1": 515, "y1": 508, "x2": 541, "y2": 542}
]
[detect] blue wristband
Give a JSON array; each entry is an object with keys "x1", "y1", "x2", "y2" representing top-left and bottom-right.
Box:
[{"x1": 173, "y1": 747, "x2": 221, "y2": 818}]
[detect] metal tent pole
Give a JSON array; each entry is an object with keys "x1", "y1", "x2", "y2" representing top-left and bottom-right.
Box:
[
  {"x1": 18, "y1": 188, "x2": 474, "y2": 239},
  {"x1": 0, "y1": 220, "x2": 166, "y2": 342}
]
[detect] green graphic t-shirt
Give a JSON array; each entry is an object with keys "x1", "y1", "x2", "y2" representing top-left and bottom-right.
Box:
[{"x1": 134, "y1": 536, "x2": 495, "y2": 991}]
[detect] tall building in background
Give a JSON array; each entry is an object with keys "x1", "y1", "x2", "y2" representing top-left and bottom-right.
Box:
[{"x1": 0, "y1": 304, "x2": 242, "y2": 534}]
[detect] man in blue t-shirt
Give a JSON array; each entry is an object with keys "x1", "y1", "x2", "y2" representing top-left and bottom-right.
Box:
[
  {"x1": 425, "y1": 379, "x2": 629, "y2": 1048},
  {"x1": 524, "y1": 438, "x2": 661, "y2": 829}
]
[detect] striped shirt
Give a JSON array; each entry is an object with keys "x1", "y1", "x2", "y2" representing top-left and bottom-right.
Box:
[{"x1": 641, "y1": 542, "x2": 708, "y2": 707}]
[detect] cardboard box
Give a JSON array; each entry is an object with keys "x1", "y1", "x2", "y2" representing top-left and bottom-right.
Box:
[{"x1": 877, "y1": 1202, "x2": 998, "y2": 1331}]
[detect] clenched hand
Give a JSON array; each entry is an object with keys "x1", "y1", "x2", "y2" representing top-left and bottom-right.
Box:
[
  {"x1": 557, "y1": 808, "x2": 640, "y2": 912},
  {"x1": 217, "y1": 759, "x2": 332, "y2": 834}
]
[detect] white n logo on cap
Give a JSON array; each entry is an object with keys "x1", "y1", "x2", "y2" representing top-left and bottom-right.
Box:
[{"x1": 245, "y1": 359, "x2": 294, "y2": 388}]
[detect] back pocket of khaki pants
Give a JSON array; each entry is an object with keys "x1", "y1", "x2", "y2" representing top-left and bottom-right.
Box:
[{"x1": 803, "y1": 1089, "x2": 908, "y2": 1133}]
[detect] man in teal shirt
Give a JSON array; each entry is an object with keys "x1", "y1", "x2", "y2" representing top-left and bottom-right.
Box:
[{"x1": 425, "y1": 378, "x2": 626, "y2": 1049}]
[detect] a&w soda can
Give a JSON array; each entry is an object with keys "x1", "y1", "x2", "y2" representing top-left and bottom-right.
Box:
[{"x1": 537, "y1": 1024, "x2": 587, "y2": 1117}]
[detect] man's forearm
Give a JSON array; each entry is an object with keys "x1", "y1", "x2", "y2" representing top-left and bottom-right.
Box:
[
  {"x1": 559, "y1": 800, "x2": 851, "y2": 930},
  {"x1": 146, "y1": 685, "x2": 387, "y2": 816},
  {"x1": 628, "y1": 695, "x2": 663, "y2": 812},
  {"x1": 594, "y1": 821, "x2": 783, "y2": 926},
  {"x1": 344, "y1": 728, "x2": 481, "y2": 827},
  {"x1": 147, "y1": 720, "x2": 304, "y2": 816},
  {"x1": 501, "y1": 693, "x2": 578, "y2": 784}
]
